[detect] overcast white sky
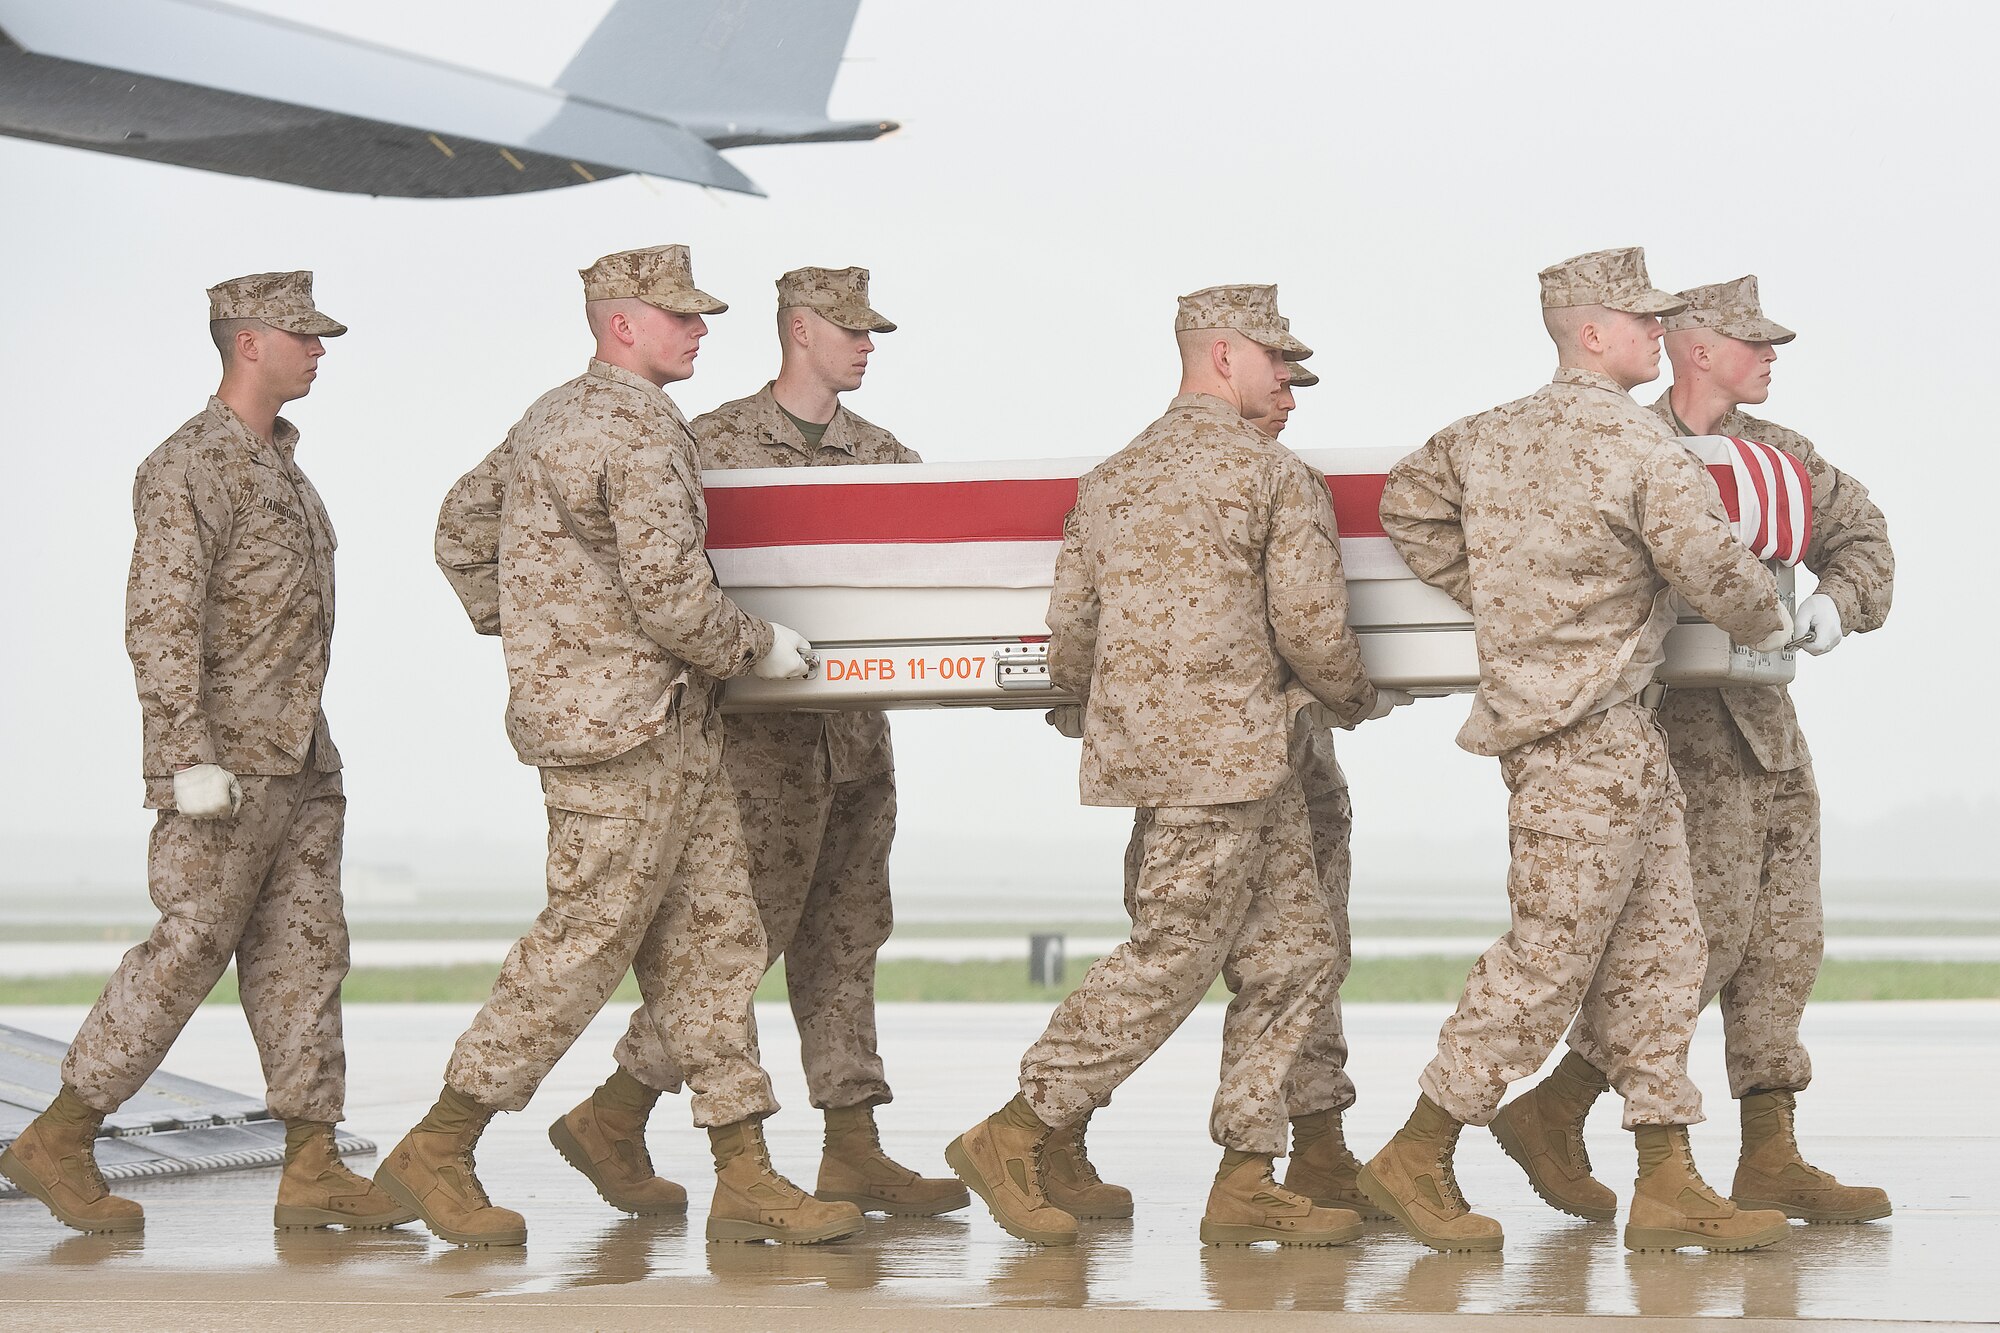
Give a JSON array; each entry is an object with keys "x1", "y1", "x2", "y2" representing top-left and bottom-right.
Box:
[{"x1": 0, "y1": 0, "x2": 1992, "y2": 909}]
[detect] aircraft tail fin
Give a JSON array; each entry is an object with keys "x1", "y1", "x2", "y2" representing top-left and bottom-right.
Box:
[{"x1": 555, "y1": 0, "x2": 892, "y2": 145}]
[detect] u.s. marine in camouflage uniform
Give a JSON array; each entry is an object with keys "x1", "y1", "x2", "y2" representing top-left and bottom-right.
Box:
[
  {"x1": 398, "y1": 245, "x2": 860, "y2": 1249},
  {"x1": 1244, "y1": 352, "x2": 1403, "y2": 1220},
  {"x1": 1038, "y1": 342, "x2": 1398, "y2": 1226},
  {"x1": 1370, "y1": 248, "x2": 1795, "y2": 1255},
  {"x1": 950, "y1": 285, "x2": 1380, "y2": 1249},
  {"x1": 0, "y1": 272, "x2": 411, "y2": 1236},
  {"x1": 1516, "y1": 276, "x2": 1895, "y2": 1225},
  {"x1": 682, "y1": 266, "x2": 966, "y2": 1217}
]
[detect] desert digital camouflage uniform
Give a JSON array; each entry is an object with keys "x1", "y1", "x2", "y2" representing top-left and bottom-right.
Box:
[
  {"x1": 1281, "y1": 718, "x2": 1358, "y2": 1116},
  {"x1": 1582, "y1": 393, "x2": 1892, "y2": 1098},
  {"x1": 687, "y1": 383, "x2": 920, "y2": 1110},
  {"x1": 1381, "y1": 354, "x2": 1787, "y2": 1128},
  {"x1": 65, "y1": 381, "x2": 349, "y2": 1120},
  {"x1": 433, "y1": 351, "x2": 780, "y2": 1127},
  {"x1": 1025, "y1": 374, "x2": 1378, "y2": 1153}
]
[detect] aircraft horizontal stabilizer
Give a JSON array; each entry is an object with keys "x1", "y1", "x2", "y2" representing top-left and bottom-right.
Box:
[
  {"x1": 0, "y1": 0, "x2": 764, "y2": 194},
  {"x1": 558, "y1": 0, "x2": 892, "y2": 148}
]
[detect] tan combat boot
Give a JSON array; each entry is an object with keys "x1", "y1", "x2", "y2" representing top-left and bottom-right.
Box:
[
  {"x1": 1200, "y1": 1149, "x2": 1364, "y2": 1246},
  {"x1": 1356, "y1": 1095, "x2": 1503, "y2": 1252},
  {"x1": 706, "y1": 1118, "x2": 864, "y2": 1244},
  {"x1": 374, "y1": 1085, "x2": 527, "y2": 1247},
  {"x1": 1040, "y1": 1109, "x2": 1133, "y2": 1219},
  {"x1": 274, "y1": 1121, "x2": 417, "y2": 1230},
  {"x1": 1624, "y1": 1123, "x2": 1789, "y2": 1252},
  {"x1": 1731, "y1": 1090, "x2": 1891, "y2": 1223},
  {"x1": 944, "y1": 1094, "x2": 1079, "y2": 1245},
  {"x1": 1489, "y1": 1050, "x2": 1617, "y2": 1221},
  {"x1": 0, "y1": 1086, "x2": 143, "y2": 1233},
  {"x1": 549, "y1": 1067, "x2": 688, "y2": 1215},
  {"x1": 1283, "y1": 1110, "x2": 1389, "y2": 1219},
  {"x1": 814, "y1": 1104, "x2": 969, "y2": 1217}
]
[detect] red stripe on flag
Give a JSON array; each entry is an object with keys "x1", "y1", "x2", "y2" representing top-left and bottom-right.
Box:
[
  {"x1": 704, "y1": 472, "x2": 1398, "y2": 548},
  {"x1": 1756, "y1": 440, "x2": 1796, "y2": 561},
  {"x1": 1733, "y1": 438, "x2": 1773, "y2": 553},
  {"x1": 705, "y1": 477, "x2": 1079, "y2": 549},
  {"x1": 1329, "y1": 473, "x2": 1387, "y2": 537},
  {"x1": 1706, "y1": 463, "x2": 1740, "y2": 520}
]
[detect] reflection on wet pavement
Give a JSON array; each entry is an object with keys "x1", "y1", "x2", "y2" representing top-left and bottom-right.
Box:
[{"x1": 0, "y1": 1001, "x2": 1992, "y2": 1325}]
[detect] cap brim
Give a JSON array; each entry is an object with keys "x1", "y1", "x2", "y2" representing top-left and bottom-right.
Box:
[
  {"x1": 1716, "y1": 317, "x2": 1797, "y2": 345},
  {"x1": 642, "y1": 290, "x2": 729, "y2": 316},
  {"x1": 1287, "y1": 367, "x2": 1319, "y2": 387},
  {"x1": 1604, "y1": 288, "x2": 1687, "y2": 316},
  {"x1": 266, "y1": 313, "x2": 347, "y2": 337},
  {"x1": 1244, "y1": 326, "x2": 1314, "y2": 360},
  {"x1": 820, "y1": 303, "x2": 896, "y2": 333}
]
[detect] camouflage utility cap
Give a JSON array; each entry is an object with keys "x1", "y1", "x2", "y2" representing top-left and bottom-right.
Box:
[
  {"x1": 1175, "y1": 284, "x2": 1313, "y2": 360},
  {"x1": 1286, "y1": 359, "x2": 1320, "y2": 388},
  {"x1": 775, "y1": 266, "x2": 894, "y2": 333},
  {"x1": 1661, "y1": 275, "x2": 1796, "y2": 345},
  {"x1": 1538, "y1": 247, "x2": 1686, "y2": 316},
  {"x1": 580, "y1": 244, "x2": 727, "y2": 315},
  {"x1": 207, "y1": 271, "x2": 346, "y2": 337}
]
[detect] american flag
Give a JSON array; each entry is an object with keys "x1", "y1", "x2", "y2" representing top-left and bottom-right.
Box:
[{"x1": 1680, "y1": 435, "x2": 1813, "y2": 567}]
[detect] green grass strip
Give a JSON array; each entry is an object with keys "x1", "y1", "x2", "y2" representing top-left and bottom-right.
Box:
[{"x1": 4, "y1": 955, "x2": 2000, "y2": 1006}]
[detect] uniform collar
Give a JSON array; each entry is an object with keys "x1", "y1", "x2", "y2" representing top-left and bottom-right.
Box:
[
  {"x1": 1165, "y1": 392, "x2": 1240, "y2": 418},
  {"x1": 1551, "y1": 366, "x2": 1632, "y2": 398},
  {"x1": 754, "y1": 382, "x2": 858, "y2": 459},
  {"x1": 587, "y1": 358, "x2": 687, "y2": 426},
  {"x1": 205, "y1": 396, "x2": 300, "y2": 465},
  {"x1": 1652, "y1": 387, "x2": 1742, "y2": 438}
]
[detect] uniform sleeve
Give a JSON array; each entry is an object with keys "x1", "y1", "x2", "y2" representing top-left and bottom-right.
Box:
[
  {"x1": 1792, "y1": 435, "x2": 1894, "y2": 635},
  {"x1": 1379, "y1": 433, "x2": 1473, "y2": 611},
  {"x1": 126, "y1": 453, "x2": 232, "y2": 770},
  {"x1": 605, "y1": 439, "x2": 774, "y2": 678},
  {"x1": 434, "y1": 440, "x2": 511, "y2": 636},
  {"x1": 1636, "y1": 446, "x2": 1786, "y2": 644},
  {"x1": 1045, "y1": 495, "x2": 1099, "y2": 700},
  {"x1": 869, "y1": 422, "x2": 923, "y2": 466},
  {"x1": 1267, "y1": 463, "x2": 1376, "y2": 725}
]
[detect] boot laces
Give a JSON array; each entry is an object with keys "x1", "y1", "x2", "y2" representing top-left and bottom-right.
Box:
[
  {"x1": 1561, "y1": 1105, "x2": 1595, "y2": 1174},
  {"x1": 454, "y1": 1139, "x2": 495, "y2": 1209},
  {"x1": 1062, "y1": 1130, "x2": 1106, "y2": 1186},
  {"x1": 1434, "y1": 1126, "x2": 1471, "y2": 1211},
  {"x1": 1673, "y1": 1132, "x2": 1727, "y2": 1207}
]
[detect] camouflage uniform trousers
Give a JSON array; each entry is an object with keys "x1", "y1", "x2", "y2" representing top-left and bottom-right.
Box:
[
  {"x1": 444, "y1": 709, "x2": 777, "y2": 1127},
  {"x1": 1427, "y1": 702, "x2": 1709, "y2": 1130},
  {"x1": 64, "y1": 765, "x2": 349, "y2": 1121},
  {"x1": 628, "y1": 765, "x2": 899, "y2": 1110},
  {"x1": 1112, "y1": 720, "x2": 1358, "y2": 1120},
  {"x1": 739, "y1": 768, "x2": 897, "y2": 1109},
  {"x1": 1283, "y1": 721, "x2": 1357, "y2": 1119},
  {"x1": 1023, "y1": 775, "x2": 1340, "y2": 1154},
  {"x1": 1651, "y1": 714, "x2": 1821, "y2": 1098}
]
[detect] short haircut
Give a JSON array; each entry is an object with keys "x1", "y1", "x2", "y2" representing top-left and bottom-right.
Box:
[{"x1": 209, "y1": 317, "x2": 261, "y2": 364}]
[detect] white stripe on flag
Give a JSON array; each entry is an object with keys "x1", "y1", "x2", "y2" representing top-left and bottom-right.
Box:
[{"x1": 710, "y1": 535, "x2": 1416, "y2": 590}]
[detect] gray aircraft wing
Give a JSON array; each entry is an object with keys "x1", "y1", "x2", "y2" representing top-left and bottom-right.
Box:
[{"x1": 0, "y1": 0, "x2": 893, "y2": 197}]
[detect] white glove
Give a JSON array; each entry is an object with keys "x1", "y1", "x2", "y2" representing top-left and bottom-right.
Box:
[
  {"x1": 1791, "y1": 593, "x2": 1844, "y2": 656},
  {"x1": 1363, "y1": 688, "x2": 1415, "y2": 722},
  {"x1": 752, "y1": 622, "x2": 815, "y2": 680},
  {"x1": 174, "y1": 763, "x2": 242, "y2": 819},
  {"x1": 1045, "y1": 705, "x2": 1084, "y2": 739},
  {"x1": 1747, "y1": 601, "x2": 1795, "y2": 655}
]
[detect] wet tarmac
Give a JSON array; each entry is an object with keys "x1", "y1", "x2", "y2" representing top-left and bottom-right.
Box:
[{"x1": 1, "y1": 1000, "x2": 1993, "y2": 1329}]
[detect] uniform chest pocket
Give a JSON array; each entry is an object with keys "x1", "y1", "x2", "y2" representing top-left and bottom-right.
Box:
[{"x1": 243, "y1": 493, "x2": 314, "y2": 553}]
